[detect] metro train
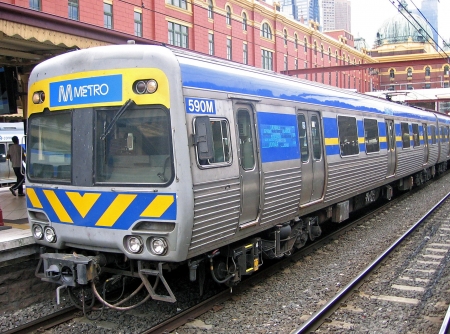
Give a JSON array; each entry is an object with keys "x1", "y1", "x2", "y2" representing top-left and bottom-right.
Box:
[
  {"x1": 0, "y1": 122, "x2": 25, "y2": 185},
  {"x1": 26, "y1": 44, "x2": 450, "y2": 309}
]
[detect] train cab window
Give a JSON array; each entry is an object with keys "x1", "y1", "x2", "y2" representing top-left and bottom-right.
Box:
[
  {"x1": 198, "y1": 118, "x2": 232, "y2": 166},
  {"x1": 237, "y1": 110, "x2": 255, "y2": 170},
  {"x1": 338, "y1": 116, "x2": 359, "y2": 156},
  {"x1": 412, "y1": 124, "x2": 420, "y2": 147},
  {"x1": 311, "y1": 116, "x2": 321, "y2": 160},
  {"x1": 28, "y1": 112, "x2": 72, "y2": 182},
  {"x1": 401, "y1": 122, "x2": 410, "y2": 149},
  {"x1": 363, "y1": 119, "x2": 379, "y2": 153},
  {"x1": 430, "y1": 125, "x2": 437, "y2": 144},
  {"x1": 96, "y1": 106, "x2": 173, "y2": 184},
  {"x1": 0, "y1": 144, "x2": 6, "y2": 163},
  {"x1": 297, "y1": 114, "x2": 309, "y2": 162}
]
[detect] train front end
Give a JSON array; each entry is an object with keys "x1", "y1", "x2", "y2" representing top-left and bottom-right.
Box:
[{"x1": 26, "y1": 45, "x2": 193, "y2": 305}]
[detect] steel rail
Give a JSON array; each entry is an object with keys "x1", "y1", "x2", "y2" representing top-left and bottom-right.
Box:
[{"x1": 291, "y1": 191, "x2": 450, "y2": 334}]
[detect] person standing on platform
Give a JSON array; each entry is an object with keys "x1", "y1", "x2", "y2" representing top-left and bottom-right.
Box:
[{"x1": 6, "y1": 136, "x2": 25, "y2": 197}]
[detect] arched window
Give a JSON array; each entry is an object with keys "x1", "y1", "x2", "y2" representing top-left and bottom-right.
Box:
[
  {"x1": 389, "y1": 69, "x2": 395, "y2": 79},
  {"x1": 284, "y1": 29, "x2": 288, "y2": 46},
  {"x1": 242, "y1": 12, "x2": 247, "y2": 31},
  {"x1": 335, "y1": 50, "x2": 338, "y2": 64},
  {"x1": 304, "y1": 37, "x2": 308, "y2": 52},
  {"x1": 314, "y1": 41, "x2": 317, "y2": 55},
  {"x1": 226, "y1": 6, "x2": 231, "y2": 25},
  {"x1": 444, "y1": 65, "x2": 449, "y2": 76},
  {"x1": 294, "y1": 33, "x2": 298, "y2": 49},
  {"x1": 328, "y1": 48, "x2": 331, "y2": 61},
  {"x1": 321, "y1": 45, "x2": 324, "y2": 58},
  {"x1": 425, "y1": 66, "x2": 431, "y2": 76},
  {"x1": 407, "y1": 67, "x2": 413, "y2": 78},
  {"x1": 261, "y1": 22, "x2": 272, "y2": 39},
  {"x1": 207, "y1": 0, "x2": 213, "y2": 19}
]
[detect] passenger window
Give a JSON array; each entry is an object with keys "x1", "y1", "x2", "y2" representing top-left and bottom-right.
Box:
[
  {"x1": 198, "y1": 118, "x2": 232, "y2": 166},
  {"x1": 401, "y1": 122, "x2": 410, "y2": 148},
  {"x1": 338, "y1": 116, "x2": 359, "y2": 156},
  {"x1": 363, "y1": 119, "x2": 379, "y2": 153},
  {"x1": 237, "y1": 110, "x2": 255, "y2": 170},
  {"x1": 311, "y1": 116, "x2": 321, "y2": 160},
  {"x1": 412, "y1": 124, "x2": 420, "y2": 147},
  {"x1": 430, "y1": 125, "x2": 437, "y2": 144},
  {"x1": 441, "y1": 126, "x2": 446, "y2": 143},
  {"x1": 297, "y1": 114, "x2": 309, "y2": 162}
]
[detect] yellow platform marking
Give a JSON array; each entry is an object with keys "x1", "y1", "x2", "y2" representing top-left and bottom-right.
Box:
[
  {"x1": 140, "y1": 195, "x2": 174, "y2": 218},
  {"x1": 43, "y1": 190, "x2": 73, "y2": 223},
  {"x1": 27, "y1": 188, "x2": 43, "y2": 209},
  {"x1": 66, "y1": 192, "x2": 101, "y2": 218},
  {"x1": 96, "y1": 194, "x2": 137, "y2": 227}
]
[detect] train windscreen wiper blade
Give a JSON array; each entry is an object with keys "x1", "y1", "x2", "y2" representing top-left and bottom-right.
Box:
[{"x1": 100, "y1": 99, "x2": 134, "y2": 140}]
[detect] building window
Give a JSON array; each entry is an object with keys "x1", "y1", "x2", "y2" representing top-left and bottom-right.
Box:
[
  {"x1": 328, "y1": 48, "x2": 331, "y2": 61},
  {"x1": 227, "y1": 39, "x2": 232, "y2": 60},
  {"x1": 171, "y1": 0, "x2": 187, "y2": 10},
  {"x1": 29, "y1": 0, "x2": 41, "y2": 10},
  {"x1": 336, "y1": 72, "x2": 338, "y2": 87},
  {"x1": 304, "y1": 61, "x2": 308, "y2": 80},
  {"x1": 261, "y1": 49, "x2": 273, "y2": 70},
  {"x1": 242, "y1": 12, "x2": 247, "y2": 31},
  {"x1": 284, "y1": 55, "x2": 288, "y2": 71},
  {"x1": 425, "y1": 83, "x2": 431, "y2": 89},
  {"x1": 168, "y1": 22, "x2": 188, "y2": 48},
  {"x1": 304, "y1": 37, "x2": 308, "y2": 52},
  {"x1": 209, "y1": 33, "x2": 214, "y2": 56},
  {"x1": 314, "y1": 41, "x2": 317, "y2": 56},
  {"x1": 284, "y1": 30, "x2": 288, "y2": 46},
  {"x1": 389, "y1": 69, "x2": 395, "y2": 79},
  {"x1": 134, "y1": 11, "x2": 142, "y2": 37},
  {"x1": 243, "y1": 43, "x2": 248, "y2": 65},
  {"x1": 444, "y1": 65, "x2": 449, "y2": 76},
  {"x1": 68, "y1": 0, "x2": 79, "y2": 20},
  {"x1": 321, "y1": 45, "x2": 324, "y2": 58},
  {"x1": 294, "y1": 59, "x2": 298, "y2": 70},
  {"x1": 335, "y1": 51, "x2": 339, "y2": 64},
  {"x1": 425, "y1": 66, "x2": 431, "y2": 77},
  {"x1": 261, "y1": 23, "x2": 272, "y2": 40},
  {"x1": 328, "y1": 72, "x2": 331, "y2": 85},
  {"x1": 294, "y1": 34, "x2": 298, "y2": 49},
  {"x1": 407, "y1": 84, "x2": 413, "y2": 90},
  {"x1": 444, "y1": 82, "x2": 449, "y2": 88},
  {"x1": 104, "y1": 3, "x2": 113, "y2": 29},
  {"x1": 226, "y1": 6, "x2": 231, "y2": 25},
  {"x1": 407, "y1": 67, "x2": 413, "y2": 78},
  {"x1": 208, "y1": 0, "x2": 214, "y2": 19}
]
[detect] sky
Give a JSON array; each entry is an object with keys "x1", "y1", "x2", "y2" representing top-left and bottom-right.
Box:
[{"x1": 350, "y1": 0, "x2": 450, "y2": 48}]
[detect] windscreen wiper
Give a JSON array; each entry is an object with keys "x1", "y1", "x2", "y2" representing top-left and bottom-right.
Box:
[{"x1": 100, "y1": 99, "x2": 134, "y2": 140}]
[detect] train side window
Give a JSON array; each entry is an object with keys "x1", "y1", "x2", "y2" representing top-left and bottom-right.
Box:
[
  {"x1": 297, "y1": 114, "x2": 309, "y2": 162},
  {"x1": 363, "y1": 118, "x2": 379, "y2": 153},
  {"x1": 401, "y1": 122, "x2": 410, "y2": 149},
  {"x1": 0, "y1": 144, "x2": 6, "y2": 163},
  {"x1": 198, "y1": 118, "x2": 232, "y2": 166},
  {"x1": 441, "y1": 126, "x2": 446, "y2": 143},
  {"x1": 311, "y1": 115, "x2": 322, "y2": 160},
  {"x1": 430, "y1": 125, "x2": 437, "y2": 144},
  {"x1": 337, "y1": 115, "x2": 359, "y2": 156},
  {"x1": 412, "y1": 124, "x2": 420, "y2": 147},
  {"x1": 237, "y1": 110, "x2": 255, "y2": 170}
]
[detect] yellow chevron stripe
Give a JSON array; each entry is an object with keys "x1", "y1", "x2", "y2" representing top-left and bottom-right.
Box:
[
  {"x1": 26, "y1": 188, "x2": 43, "y2": 209},
  {"x1": 324, "y1": 138, "x2": 339, "y2": 145},
  {"x1": 43, "y1": 189, "x2": 73, "y2": 223},
  {"x1": 96, "y1": 194, "x2": 137, "y2": 227},
  {"x1": 140, "y1": 195, "x2": 174, "y2": 218},
  {"x1": 66, "y1": 192, "x2": 101, "y2": 218}
]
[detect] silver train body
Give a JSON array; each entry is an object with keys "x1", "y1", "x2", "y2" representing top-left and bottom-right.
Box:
[
  {"x1": 26, "y1": 45, "x2": 450, "y2": 302},
  {"x1": 0, "y1": 122, "x2": 25, "y2": 185}
]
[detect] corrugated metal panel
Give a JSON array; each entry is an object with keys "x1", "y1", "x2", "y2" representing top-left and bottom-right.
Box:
[
  {"x1": 396, "y1": 149, "x2": 424, "y2": 176},
  {"x1": 325, "y1": 155, "x2": 385, "y2": 202},
  {"x1": 260, "y1": 167, "x2": 301, "y2": 225},
  {"x1": 189, "y1": 177, "x2": 240, "y2": 251}
]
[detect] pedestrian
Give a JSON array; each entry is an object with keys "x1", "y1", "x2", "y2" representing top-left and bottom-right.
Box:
[{"x1": 6, "y1": 136, "x2": 25, "y2": 197}]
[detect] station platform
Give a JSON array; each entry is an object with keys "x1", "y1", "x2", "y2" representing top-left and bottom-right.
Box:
[{"x1": 0, "y1": 187, "x2": 38, "y2": 263}]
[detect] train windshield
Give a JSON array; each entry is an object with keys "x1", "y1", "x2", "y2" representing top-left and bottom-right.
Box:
[
  {"x1": 95, "y1": 105, "x2": 173, "y2": 184},
  {"x1": 28, "y1": 112, "x2": 72, "y2": 181}
]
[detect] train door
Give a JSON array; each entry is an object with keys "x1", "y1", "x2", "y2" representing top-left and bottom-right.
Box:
[
  {"x1": 298, "y1": 111, "x2": 325, "y2": 205},
  {"x1": 235, "y1": 106, "x2": 260, "y2": 225},
  {"x1": 385, "y1": 120, "x2": 396, "y2": 177},
  {"x1": 423, "y1": 123, "x2": 429, "y2": 164}
]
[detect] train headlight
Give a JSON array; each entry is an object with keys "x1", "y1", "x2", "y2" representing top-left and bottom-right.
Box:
[
  {"x1": 44, "y1": 227, "x2": 57, "y2": 243},
  {"x1": 149, "y1": 237, "x2": 168, "y2": 256},
  {"x1": 126, "y1": 236, "x2": 143, "y2": 254},
  {"x1": 32, "y1": 91, "x2": 45, "y2": 104},
  {"x1": 33, "y1": 224, "x2": 44, "y2": 240},
  {"x1": 133, "y1": 79, "x2": 158, "y2": 94}
]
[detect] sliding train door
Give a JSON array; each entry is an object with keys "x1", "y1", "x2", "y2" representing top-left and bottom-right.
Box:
[
  {"x1": 423, "y1": 123, "x2": 429, "y2": 164},
  {"x1": 235, "y1": 105, "x2": 260, "y2": 225},
  {"x1": 298, "y1": 111, "x2": 325, "y2": 205},
  {"x1": 385, "y1": 120, "x2": 396, "y2": 177}
]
